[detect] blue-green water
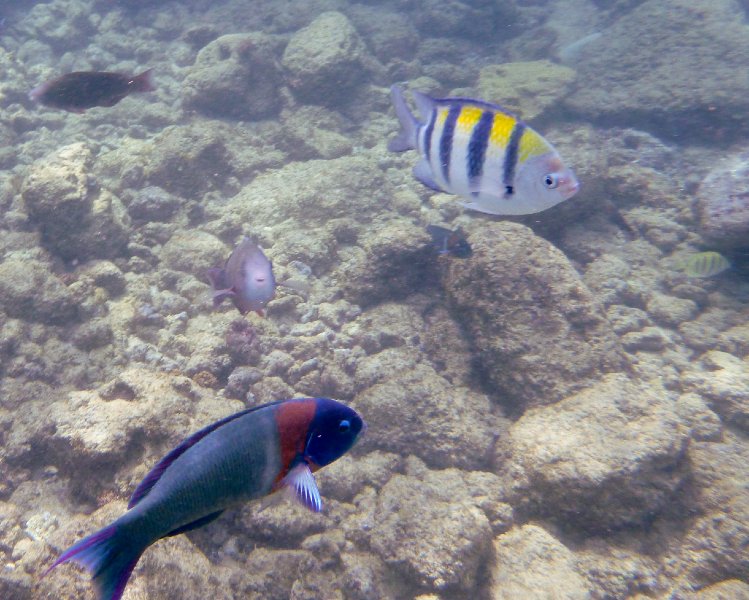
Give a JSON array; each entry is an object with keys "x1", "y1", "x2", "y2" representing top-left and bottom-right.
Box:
[{"x1": 0, "y1": 0, "x2": 747, "y2": 598}]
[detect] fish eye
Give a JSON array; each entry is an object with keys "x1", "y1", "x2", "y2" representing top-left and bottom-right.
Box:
[
  {"x1": 338, "y1": 419, "x2": 351, "y2": 433},
  {"x1": 543, "y1": 174, "x2": 559, "y2": 189}
]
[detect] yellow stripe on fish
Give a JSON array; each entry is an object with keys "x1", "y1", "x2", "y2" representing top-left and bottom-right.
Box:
[
  {"x1": 455, "y1": 105, "x2": 485, "y2": 133},
  {"x1": 488, "y1": 111, "x2": 516, "y2": 150},
  {"x1": 518, "y1": 127, "x2": 552, "y2": 162}
]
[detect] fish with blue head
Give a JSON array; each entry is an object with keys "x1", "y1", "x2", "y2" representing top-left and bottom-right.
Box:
[
  {"x1": 208, "y1": 237, "x2": 276, "y2": 316},
  {"x1": 388, "y1": 84, "x2": 579, "y2": 215},
  {"x1": 44, "y1": 397, "x2": 365, "y2": 600}
]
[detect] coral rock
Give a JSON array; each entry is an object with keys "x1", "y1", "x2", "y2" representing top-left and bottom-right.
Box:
[
  {"x1": 489, "y1": 524, "x2": 591, "y2": 599},
  {"x1": 697, "y1": 148, "x2": 749, "y2": 250},
  {"x1": 282, "y1": 12, "x2": 368, "y2": 105},
  {"x1": 498, "y1": 373, "x2": 690, "y2": 532},
  {"x1": 183, "y1": 33, "x2": 283, "y2": 121},
  {"x1": 369, "y1": 469, "x2": 495, "y2": 592},
  {"x1": 444, "y1": 221, "x2": 627, "y2": 411},
  {"x1": 21, "y1": 143, "x2": 129, "y2": 261}
]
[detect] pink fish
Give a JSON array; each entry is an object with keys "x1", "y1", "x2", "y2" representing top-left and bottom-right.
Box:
[{"x1": 208, "y1": 237, "x2": 276, "y2": 316}]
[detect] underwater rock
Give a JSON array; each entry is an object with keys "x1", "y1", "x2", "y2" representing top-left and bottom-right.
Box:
[
  {"x1": 476, "y1": 60, "x2": 577, "y2": 121},
  {"x1": 183, "y1": 33, "x2": 283, "y2": 121},
  {"x1": 687, "y1": 580, "x2": 749, "y2": 599},
  {"x1": 316, "y1": 451, "x2": 402, "y2": 504},
  {"x1": 77, "y1": 260, "x2": 127, "y2": 297},
  {"x1": 369, "y1": 467, "x2": 497, "y2": 592},
  {"x1": 669, "y1": 432, "x2": 749, "y2": 591},
  {"x1": 337, "y1": 221, "x2": 432, "y2": 307},
  {"x1": 47, "y1": 368, "x2": 242, "y2": 475},
  {"x1": 696, "y1": 148, "x2": 749, "y2": 250},
  {"x1": 489, "y1": 524, "x2": 591, "y2": 599},
  {"x1": 123, "y1": 185, "x2": 182, "y2": 222},
  {"x1": 282, "y1": 11, "x2": 368, "y2": 105},
  {"x1": 444, "y1": 221, "x2": 627, "y2": 411},
  {"x1": 354, "y1": 363, "x2": 500, "y2": 470},
  {"x1": 414, "y1": 0, "x2": 519, "y2": 40},
  {"x1": 347, "y1": 5, "x2": 418, "y2": 64},
  {"x1": 0, "y1": 257, "x2": 77, "y2": 324},
  {"x1": 161, "y1": 230, "x2": 227, "y2": 275},
  {"x1": 498, "y1": 373, "x2": 689, "y2": 532},
  {"x1": 682, "y1": 351, "x2": 749, "y2": 432},
  {"x1": 281, "y1": 105, "x2": 353, "y2": 160},
  {"x1": 564, "y1": 0, "x2": 749, "y2": 140},
  {"x1": 142, "y1": 125, "x2": 233, "y2": 198},
  {"x1": 22, "y1": 143, "x2": 129, "y2": 261},
  {"x1": 645, "y1": 292, "x2": 699, "y2": 328},
  {"x1": 22, "y1": 0, "x2": 93, "y2": 50}
]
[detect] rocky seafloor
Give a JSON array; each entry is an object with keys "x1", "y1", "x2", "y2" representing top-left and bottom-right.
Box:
[{"x1": 0, "y1": 0, "x2": 748, "y2": 598}]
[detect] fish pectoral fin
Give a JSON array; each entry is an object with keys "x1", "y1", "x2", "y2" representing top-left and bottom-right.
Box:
[
  {"x1": 283, "y1": 463, "x2": 322, "y2": 513},
  {"x1": 162, "y1": 510, "x2": 225, "y2": 538},
  {"x1": 211, "y1": 288, "x2": 236, "y2": 308},
  {"x1": 459, "y1": 199, "x2": 504, "y2": 215},
  {"x1": 413, "y1": 159, "x2": 442, "y2": 192}
]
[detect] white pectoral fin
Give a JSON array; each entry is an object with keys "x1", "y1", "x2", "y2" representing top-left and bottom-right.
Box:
[{"x1": 283, "y1": 462, "x2": 323, "y2": 513}]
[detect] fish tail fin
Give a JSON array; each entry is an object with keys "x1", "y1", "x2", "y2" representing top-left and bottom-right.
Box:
[
  {"x1": 44, "y1": 523, "x2": 145, "y2": 600},
  {"x1": 132, "y1": 69, "x2": 155, "y2": 93},
  {"x1": 29, "y1": 82, "x2": 49, "y2": 102},
  {"x1": 388, "y1": 85, "x2": 419, "y2": 152}
]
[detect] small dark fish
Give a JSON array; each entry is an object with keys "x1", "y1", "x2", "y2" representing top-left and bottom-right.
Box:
[
  {"x1": 44, "y1": 397, "x2": 366, "y2": 600},
  {"x1": 208, "y1": 237, "x2": 276, "y2": 316},
  {"x1": 427, "y1": 225, "x2": 473, "y2": 258},
  {"x1": 29, "y1": 69, "x2": 155, "y2": 113}
]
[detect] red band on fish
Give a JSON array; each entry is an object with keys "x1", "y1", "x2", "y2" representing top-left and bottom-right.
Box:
[{"x1": 273, "y1": 398, "x2": 318, "y2": 486}]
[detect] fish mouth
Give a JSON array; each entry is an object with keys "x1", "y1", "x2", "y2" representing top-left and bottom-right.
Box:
[{"x1": 561, "y1": 177, "x2": 580, "y2": 199}]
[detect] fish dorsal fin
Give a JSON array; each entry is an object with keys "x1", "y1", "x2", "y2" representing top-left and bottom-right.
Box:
[
  {"x1": 283, "y1": 462, "x2": 322, "y2": 513},
  {"x1": 161, "y1": 510, "x2": 224, "y2": 538},
  {"x1": 412, "y1": 90, "x2": 437, "y2": 121},
  {"x1": 128, "y1": 405, "x2": 271, "y2": 509}
]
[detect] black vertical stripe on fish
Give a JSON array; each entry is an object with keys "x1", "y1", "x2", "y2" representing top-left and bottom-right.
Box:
[
  {"x1": 502, "y1": 122, "x2": 526, "y2": 197},
  {"x1": 439, "y1": 105, "x2": 461, "y2": 184},
  {"x1": 467, "y1": 110, "x2": 494, "y2": 184},
  {"x1": 422, "y1": 109, "x2": 437, "y2": 162}
]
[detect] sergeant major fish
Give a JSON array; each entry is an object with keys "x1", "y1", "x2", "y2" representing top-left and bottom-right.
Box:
[
  {"x1": 388, "y1": 85, "x2": 579, "y2": 215},
  {"x1": 29, "y1": 69, "x2": 155, "y2": 113},
  {"x1": 208, "y1": 237, "x2": 276, "y2": 316},
  {"x1": 44, "y1": 397, "x2": 365, "y2": 600}
]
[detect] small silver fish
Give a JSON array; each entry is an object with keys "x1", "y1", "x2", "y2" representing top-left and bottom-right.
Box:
[
  {"x1": 208, "y1": 237, "x2": 276, "y2": 316},
  {"x1": 682, "y1": 251, "x2": 731, "y2": 278}
]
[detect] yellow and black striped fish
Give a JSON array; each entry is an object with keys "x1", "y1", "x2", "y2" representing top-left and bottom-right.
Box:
[
  {"x1": 388, "y1": 85, "x2": 579, "y2": 215},
  {"x1": 682, "y1": 251, "x2": 731, "y2": 278}
]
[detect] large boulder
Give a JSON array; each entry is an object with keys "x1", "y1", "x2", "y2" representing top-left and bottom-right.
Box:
[
  {"x1": 183, "y1": 33, "x2": 283, "y2": 121},
  {"x1": 0, "y1": 257, "x2": 77, "y2": 324},
  {"x1": 281, "y1": 12, "x2": 368, "y2": 105},
  {"x1": 696, "y1": 148, "x2": 749, "y2": 251},
  {"x1": 489, "y1": 525, "x2": 591, "y2": 599},
  {"x1": 354, "y1": 363, "x2": 499, "y2": 470},
  {"x1": 497, "y1": 373, "x2": 690, "y2": 532},
  {"x1": 564, "y1": 0, "x2": 749, "y2": 140},
  {"x1": 444, "y1": 221, "x2": 627, "y2": 411},
  {"x1": 22, "y1": 143, "x2": 129, "y2": 261},
  {"x1": 368, "y1": 466, "x2": 501, "y2": 593}
]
